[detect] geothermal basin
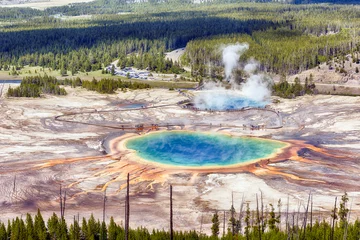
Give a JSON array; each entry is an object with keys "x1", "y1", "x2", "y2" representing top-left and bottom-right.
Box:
[
  {"x1": 193, "y1": 90, "x2": 267, "y2": 110},
  {"x1": 125, "y1": 131, "x2": 287, "y2": 168}
]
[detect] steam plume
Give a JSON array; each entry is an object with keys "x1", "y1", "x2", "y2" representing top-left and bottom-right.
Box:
[
  {"x1": 194, "y1": 43, "x2": 272, "y2": 110},
  {"x1": 222, "y1": 43, "x2": 249, "y2": 83}
]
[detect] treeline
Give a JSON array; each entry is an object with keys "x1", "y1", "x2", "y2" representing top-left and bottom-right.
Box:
[
  {"x1": 209, "y1": 193, "x2": 355, "y2": 240},
  {"x1": 0, "y1": 210, "x2": 206, "y2": 240},
  {"x1": 60, "y1": 77, "x2": 151, "y2": 94},
  {"x1": 0, "y1": 193, "x2": 359, "y2": 239},
  {"x1": 7, "y1": 75, "x2": 66, "y2": 97},
  {"x1": 0, "y1": 7, "x2": 43, "y2": 20},
  {"x1": 182, "y1": 3, "x2": 360, "y2": 78},
  {"x1": 117, "y1": 53, "x2": 185, "y2": 74},
  {"x1": 6, "y1": 75, "x2": 150, "y2": 97},
  {"x1": 0, "y1": 14, "x2": 276, "y2": 75},
  {"x1": 1, "y1": 3, "x2": 360, "y2": 79},
  {"x1": 272, "y1": 75, "x2": 316, "y2": 98},
  {"x1": 1, "y1": 0, "x2": 354, "y2": 19}
]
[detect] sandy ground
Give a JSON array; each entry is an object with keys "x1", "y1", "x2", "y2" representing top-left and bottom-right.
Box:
[
  {"x1": 165, "y1": 47, "x2": 191, "y2": 72},
  {"x1": 0, "y1": 0, "x2": 94, "y2": 9},
  {"x1": 0, "y1": 87, "x2": 360, "y2": 234}
]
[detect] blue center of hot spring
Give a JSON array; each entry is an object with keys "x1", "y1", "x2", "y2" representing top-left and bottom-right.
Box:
[
  {"x1": 126, "y1": 132, "x2": 286, "y2": 167},
  {"x1": 194, "y1": 92, "x2": 267, "y2": 110}
]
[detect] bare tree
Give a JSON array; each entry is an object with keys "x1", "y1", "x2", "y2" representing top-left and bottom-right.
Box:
[
  {"x1": 286, "y1": 195, "x2": 290, "y2": 239},
  {"x1": 330, "y1": 197, "x2": 337, "y2": 240},
  {"x1": 170, "y1": 185, "x2": 173, "y2": 240},
  {"x1": 103, "y1": 189, "x2": 107, "y2": 223},
  {"x1": 125, "y1": 173, "x2": 130, "y2": 240},
  {"x1": 223, "y1": 210, "x2": 226, "y2": 237},
  {"x1": 59, "y1": 184, "x2": 67, "y2": 219},
  {"x1": 302, "y1": 192, "x2": 311, "y2": 240},
  {"x1": 343, "y1": 197, "x2": 353, "y2": 240},
  {"x1": 238, "y1": 194, "x2": 245, "y2": 235},
  {"x1": 256, "y1": 194, "x2": 262, "y2": 240},
  {"x1": 310, "y1": 195, "x2": 313, "y2": 232}
]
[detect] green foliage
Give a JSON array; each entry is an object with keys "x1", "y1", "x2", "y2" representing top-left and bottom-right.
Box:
[
  {"x1": 69, "y1": 218, "x2": 81, "y2": 240},
  {"x1": 268, "y1": 203, "x2": 279, "y2": 232},
  {"x1": 34, "y1": 209, "x2": 48, "y2": 240},
  {"x1": 78, "y1": 77, "x2": 150, "y2": 94},
  {"x1": 1, "y1": 2, "x2": 360, "y2": 81},
  {"x1": 7, "y1": 75, "x2": 67, "y2": 98},
  {"x1": 211, "y1": 212, "x2": 220, "y2": 237},
  {"x1": 1, "y1": 195, "x2": 360, "y2": 240},
  {"x1": 338, "y1": 192, "x2": 349, "y2": 229},
  {"x1": 273, "y1": 75, "x2": 316, "y2": 98}
]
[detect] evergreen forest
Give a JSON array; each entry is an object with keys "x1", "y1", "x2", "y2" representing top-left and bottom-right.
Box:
[
  {"x1": 1, "y1": 1, "x2": 360, "y2": 89},
  {"x1": 0, "y1": 193, "x2": 358, "y2": 239}
]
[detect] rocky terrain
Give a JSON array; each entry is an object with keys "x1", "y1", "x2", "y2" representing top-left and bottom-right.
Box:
[{"x1": 0, "y1": 86, "x2": 360, "y2": 234}]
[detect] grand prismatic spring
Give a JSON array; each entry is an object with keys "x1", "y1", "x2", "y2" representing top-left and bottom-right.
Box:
[{"x1": 125, "y1": 131, "x2": 286, "y2": 167}]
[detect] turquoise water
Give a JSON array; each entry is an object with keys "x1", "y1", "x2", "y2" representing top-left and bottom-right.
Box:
[
  {"x1": 126, "y1": 132, "x2": 286, "y2": 167},
  {"x1": 122, "y1": 103, "x2": 145, "y2": 109},
  {"x1": 0, "y1": 80, "x2": 21, "y2": 84},
  {"x1": 194, "y1": 92, "x2": 267, "y2": 110}
]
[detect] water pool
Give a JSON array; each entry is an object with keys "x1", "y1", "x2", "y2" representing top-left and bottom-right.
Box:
[
  {"x1": 126, "y1": 131, "x2": 286, "y2": 167},
  {"x1": 194, "y1": 91, "x2": 266, "y2": 110}
]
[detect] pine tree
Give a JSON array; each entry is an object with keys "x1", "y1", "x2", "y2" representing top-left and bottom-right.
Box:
[
  {"x1": 26, "y1": 213, "x2": 35, "y2": 240},
  {"x1": 108, "y1": 217, "x2": 118, "y2": 240},
  {"x1": 211, "y1": 211, "x2": 220, "y2": 237},
  {"x1": 81, "y1": 218, "x2": 88, "y2": 239},
  {"x1": 100, "y1": 221, "x2": 107, "y2": 240},
  {"x1": 58, "y1": 219, "x2": 68, "y2": 240},
  {"x1": 245, "y1": 203, "x2": 250, "y2": 240},
  {"x1": 338, "y1": 192, "x2": 349, "y2": 229},
  {"x1": 34, "y1": 209, "x2": 48, "y2": 240},
  {"x1": 268, "y1": 203, "x2": 279, "y2": 232},
  {"x1": 47, "y1": 212, "x2": 59, "y2": 239},
  {"x1": 69, "y1": 218, "x2": 81, "y2": 240},
  {"x1": 0, "y1": 223, "x2": 7, "y2": 240},
  {"x1": 86, "y1": 214, "x2": 100, "y2": 239}
]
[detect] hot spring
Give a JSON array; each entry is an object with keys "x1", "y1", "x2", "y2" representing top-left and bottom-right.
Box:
[
  {"x1": 193, "y1": 90, "x2": 267, "y2": 111},
  {"x1": 125, "y1": 131, "x2": 287, "y2": 167}
]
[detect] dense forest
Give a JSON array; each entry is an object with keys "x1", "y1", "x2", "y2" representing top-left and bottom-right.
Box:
[
  {"x1": 1, "y1": 1, "x2": 360, "y2": 94},
  {"x1": 1, "y1": 3, "x2": 360, "y2": 80},
  {"x1": 0, "y1": 193, "x2": 359, "y2": 239}
]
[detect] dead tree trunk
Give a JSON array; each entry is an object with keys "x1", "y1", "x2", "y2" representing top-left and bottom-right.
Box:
[
  {"x1": 62, "y1": 190, "x2": 66, "y2": 219},
  {"x1": 59, "y1": 184, "x2": 66, "y2": 220},
  {"x1": 310, "y1": 195, "x2": 313, "y2": 232},
  {"x1": 223, "y1": 210, "x2": 226, "y2": 237},
  {"x1": 286, "y1": 195, "x2": 289, "y2": 238},
  {"x1": 239, "y1": 194, "x2": 245, "y2": 235},
  {"x1": 302, "y1": 192, "x2": 311, "y2": 240},
  {"x1": 331, "y1": 197, "x2": 337, "y2": 240},
  {"x1": 13, "y1": 175, "x2": 16, "y2": 194},
  {"x1": 343, "y1": 197, "x2": 353, "y2": 240},
  {"x1": 256, "y1": 194, "x2": 262, "y2": 240},
  {"x1": 125, "y1": 173, "x2": 130, "y2": 240},
  {"x1": 170, "y1": 185, "x2": 173, "y2": 240},
  {"x1": 60, "y1": 184, "x2": 63, "y2": 219},
  {"x1": 103, "y1": 189, "x2": 107, "y2": 223},
  {"x1": 231, "y1": 192, "x2": 234, "y2": 236},
  {"x1": 260, "y1": 191, "x2": 264, "y2": 234}
]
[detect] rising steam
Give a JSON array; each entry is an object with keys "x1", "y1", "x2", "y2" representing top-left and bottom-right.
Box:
[
  {"x1": 194, "y1": 43, "x2": 272, "y2": 110},
  {"x1": 222, "y1": 43, "x2": 249, "y2": 83}
]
